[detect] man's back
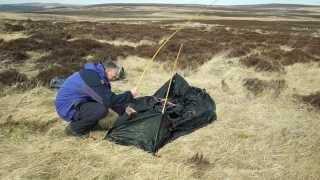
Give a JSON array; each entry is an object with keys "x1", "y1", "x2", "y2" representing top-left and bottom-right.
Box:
[
  {"x1": 55, "y1": 71, "x2": 91, "y2": 121},
  {"x1": 54, "y1": 62, "x2": 136, "y2": 136},
  {"x1": 55, "y1": 63, "x2": 133, "y2": 122}
]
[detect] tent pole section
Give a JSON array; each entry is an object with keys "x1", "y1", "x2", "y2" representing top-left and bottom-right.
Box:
[
  {"x1": 135, "y1": 28, "x2": 180, "y2": 91},
  {"x1": 153, "y1": 44, "x2": 184, "y2": 155},
  {"x1": 161, "y1": 44, "x2": 184, "y2": 114}
]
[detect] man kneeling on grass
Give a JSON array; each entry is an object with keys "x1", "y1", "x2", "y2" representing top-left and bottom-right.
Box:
[{"x1": 55, "y1": 62, "x2": 138, "y2": 137}]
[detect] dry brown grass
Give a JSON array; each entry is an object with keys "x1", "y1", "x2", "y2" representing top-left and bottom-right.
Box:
[
  {"x1": 34, "y1": 66, "x2": 77, "y2": 86},
  {"x1": 2, "y1": 19, "x2": 320, "y2": 76},
  {"x1": 0, "y1": 55, "x2": 319, "y2": 179},
  {"x1": 0, "y1": 15, "x2": 320, "y2": 179},
  {"x1": 243, "y1": 78, "x2": 287, "y2": 96},
  {"x1": 240, "y1": 47, "x2": 319, "y2": 72},
  {"x1": 0, "y1": 69, "x2": 28, "y2": 86},
  {"x1": 186, "y1": 153, "x2": 213, "y2": 178},
  {"x1": 240, "y1": 54, "x2": 284, "y2": 72},
  {"x1": 297, "y1": 92, "x2": 320, "y2": 111},
  {"x1": 3, "y1": 22, "x2": 25, "y2": 32}
]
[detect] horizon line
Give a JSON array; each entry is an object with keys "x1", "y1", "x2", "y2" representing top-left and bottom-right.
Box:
[{"x1": 1, "y1": 2, "x2": 320, "y2": 6}]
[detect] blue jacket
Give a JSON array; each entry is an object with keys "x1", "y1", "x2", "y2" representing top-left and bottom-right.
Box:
[{"x1": 55, "y1": 63, "x2": 133, "y2": 122}]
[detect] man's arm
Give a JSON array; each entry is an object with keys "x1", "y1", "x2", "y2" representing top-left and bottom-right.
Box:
[
  {"x1": 109, "y1": 91, "x2": 133, "y2": 115},
  {"x1": 79, "y1": 70, "x2": 133, "y2": 110}
]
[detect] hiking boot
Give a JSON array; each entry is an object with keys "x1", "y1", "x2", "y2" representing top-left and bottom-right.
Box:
[
  {"x1": 64, "y1": 125, "x2": 89, "y2": 138},
  {"x1": 94, "y1": 117, "x2": 114, "y2": 130},
  {"x1": 93, "y1": 111, "x2": 118, "y2": 131},
  {"x1": 94, "y1": 118, "x2": 109, "y2": 130}
]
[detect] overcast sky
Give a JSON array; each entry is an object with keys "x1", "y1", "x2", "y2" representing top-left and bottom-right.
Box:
[{"x1": 0, "y1": 0, "x2": 319, "y2": 5}]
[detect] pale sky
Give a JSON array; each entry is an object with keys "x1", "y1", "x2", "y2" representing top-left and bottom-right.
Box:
[{"x1": 0, "y1": 0, "x2": 319, "y2": 5}]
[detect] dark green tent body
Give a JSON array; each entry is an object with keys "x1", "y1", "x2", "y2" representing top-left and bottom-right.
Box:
[{"x1": 105, "y1": 74, "x2": 217, "y2": 153}]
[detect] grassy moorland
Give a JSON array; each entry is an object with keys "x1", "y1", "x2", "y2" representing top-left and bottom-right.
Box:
[{"x1": 0, "y1": 4, "x2": 320, "y2": 179}]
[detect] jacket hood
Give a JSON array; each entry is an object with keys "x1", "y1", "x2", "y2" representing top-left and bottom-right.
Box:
[{"x1": 84, "y1": 63, "x2": 109, "y2": 83}]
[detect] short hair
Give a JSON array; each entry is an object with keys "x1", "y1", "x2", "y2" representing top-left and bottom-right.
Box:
[
  {"x1": 103, "y1": 61, "x2": 118, "y2": 70},
  {"x1": 102, "y1": 61, "x2": 126, "y2": 80}
]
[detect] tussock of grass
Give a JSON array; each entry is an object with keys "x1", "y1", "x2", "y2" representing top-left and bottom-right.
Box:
[
  {"x1": 3, "y1": 23, "x2": 25, "y2": 32},
  {"x1": 0, "y1": 69, "x2": 28, "y2": 86},
  {"x1": 297, "y1": 92, "x2": 320, "y2": 111},
  {"x1": 1, "y1": 55, "x2": 319, "y2": 179},
  {"x1": 240, "y1": 54, "x2": 284, "y2": 72},
  {"x1": 0, "y1": 17, "x2": 320, "y2": 179},
  {"x1": 186, "y1": 153, "x2": 212, "y2": 178},
  {"x1": 243, "y1": 78, "x2": 287, "y2": 96},
  {"x1": 1, "y1": 19, "x2": 320, "y2": 85}
]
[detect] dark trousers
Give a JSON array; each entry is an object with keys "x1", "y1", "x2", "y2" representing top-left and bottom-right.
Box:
[{"x1": 70, "y1": 102, "x2": 108, "y2": 134}]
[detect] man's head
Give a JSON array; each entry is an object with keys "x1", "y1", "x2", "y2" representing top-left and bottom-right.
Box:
[{"x1": 103, "y1": 61, "x2": 125, "y2": 81}]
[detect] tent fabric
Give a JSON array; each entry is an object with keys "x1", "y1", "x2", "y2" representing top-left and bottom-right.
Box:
[{"x1": 105, "y1": 74, "x2": 217, "y2": 153}]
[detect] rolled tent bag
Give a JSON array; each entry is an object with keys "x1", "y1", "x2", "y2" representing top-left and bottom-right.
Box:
[{"x1": 105, "y1": 74, "x2": 217, "y2": 153}]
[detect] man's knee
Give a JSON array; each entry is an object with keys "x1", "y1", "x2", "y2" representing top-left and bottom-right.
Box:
[
  {"x1": 94, "y1": 104, "x2": 109, "y2": 120},
  {"x1": 80, "y1": 102, "x2": 108, "y2": 121},
  {"x1": 69, "y1": 102, "x2": 108, "y2": 135}
]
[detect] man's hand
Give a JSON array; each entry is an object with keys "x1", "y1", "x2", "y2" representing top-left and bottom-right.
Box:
[
  {"x1": 159, "y1": 98, "x2": 176, "y2": 106},
  {"x1": 130, "y1": 87, "x2": 139, "y2": 98},
  {"x1": 125, "y1": 106, "x2": 137, "y2": 117}
]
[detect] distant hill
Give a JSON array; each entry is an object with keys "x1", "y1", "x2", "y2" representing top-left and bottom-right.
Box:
[
  {"x1": 230, "y1": 3, "x2": 318, "y2": 9},
  {"x1": 85, "y1": 3, "x2": 205, "y2": 8},
  {"x1": 85, "y1": 3, "x2": 318, "y2": 9},
  {"x1": 0, "y1": 3, "x2": 80, "y2": 12},
  {"x1": 0, "y1": 3, "x2": 318, "y2": 12}
]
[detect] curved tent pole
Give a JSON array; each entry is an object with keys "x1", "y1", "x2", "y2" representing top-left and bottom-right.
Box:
[
  {"x1": 161, "y1": 44, "x2": 184, "y2": 114},
  {"x1": 136, "y1": 0, "x2": 220, "y2": 91},
  {"x1": 135, "y1": 28, "x2": 181, "y2": 90},
  {"x1": 153, "y1": 44, "x2": 184, "y2": 155},
  {"x1": 141, "y1": 2, "x2": 220, "y2": 155}
]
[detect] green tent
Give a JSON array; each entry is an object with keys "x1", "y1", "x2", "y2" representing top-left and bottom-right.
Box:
[{"x1": 106, "y1": 74, "x2": 217, "y2": 153}]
